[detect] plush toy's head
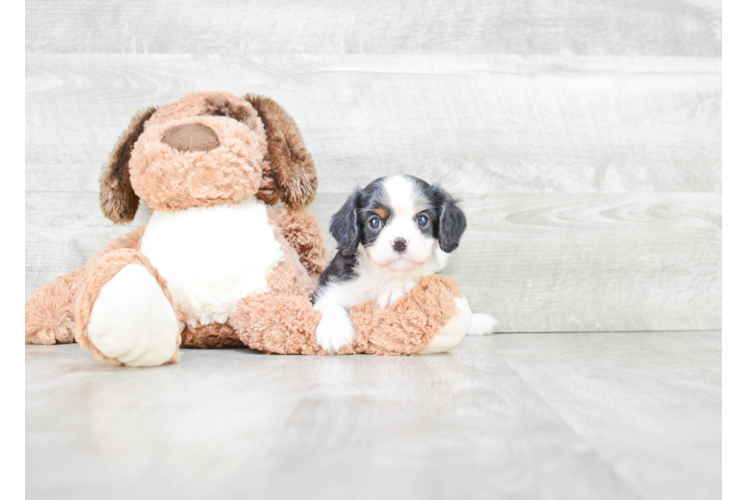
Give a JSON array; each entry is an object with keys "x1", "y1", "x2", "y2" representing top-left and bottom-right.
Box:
[{"x1": 100, "y1": 92, "x2": 317, "y2": 223}]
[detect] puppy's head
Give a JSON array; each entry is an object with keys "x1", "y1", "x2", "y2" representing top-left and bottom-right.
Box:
[{"x1": 330, "y1": 175, "x2": 466, "y2": 270}]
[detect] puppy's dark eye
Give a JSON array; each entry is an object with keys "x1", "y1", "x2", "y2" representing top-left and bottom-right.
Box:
[
  {"x1": 369, "y1": 217, "x2": 382, "y2": 230},
  {"x1": 416, "y1": 214, "x2": 429, "y2": 227}
]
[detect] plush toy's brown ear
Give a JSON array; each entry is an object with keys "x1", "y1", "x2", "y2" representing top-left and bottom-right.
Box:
[
  {"x1": 244, "y1": 94, "x2": 317, "y2": 209},
  {"x1": 99, "y1": 107, "x2": 158, "y2": 223}
]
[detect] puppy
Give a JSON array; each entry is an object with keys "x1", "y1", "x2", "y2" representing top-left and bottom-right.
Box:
[{"x1": 313, "y1": 174, "x2": 498, "y2": 353}]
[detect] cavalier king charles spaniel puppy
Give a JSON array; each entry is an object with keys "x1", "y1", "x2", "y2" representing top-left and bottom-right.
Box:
[{"x1": 313, "y1": 174, "x2": 498, "y2": 353}]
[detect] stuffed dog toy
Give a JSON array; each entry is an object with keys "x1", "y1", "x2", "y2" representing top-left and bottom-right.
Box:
[{"x1": 25, "y1": 92, "x2": 472, "y2": 366}]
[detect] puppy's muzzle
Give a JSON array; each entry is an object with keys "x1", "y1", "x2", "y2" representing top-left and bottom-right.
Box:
[{"x1": 162, "y1": 123, "x2": 220, "y2": 152}]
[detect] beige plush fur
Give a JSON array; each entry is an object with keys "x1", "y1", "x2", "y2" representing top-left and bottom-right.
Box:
[
  {"x1": 349, "y1": 275, "x2": 462, "y2": 355},
  {"x1": 232, "y1": 275, "x2": 463, "y2": 356},
  {"x1": 267, "y1": 206, "x2": 328, "y2": 280},
  {"x1": 25, "y1": 267, "x2": 85, "y2": 345},
  {"x1": 74, "y1": 248, "x2": 184, "y2": 366},
  {"x1": 129, "y1": 114, "x2": 267, "y2": 212},
  {"x1": 25, "y1": 91, "x2": 469, "y2": 365}
]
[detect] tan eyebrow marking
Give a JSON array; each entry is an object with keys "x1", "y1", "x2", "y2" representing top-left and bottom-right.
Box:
[{"x1": 375, "y1": 208, "x2": 387, "y2": 219}]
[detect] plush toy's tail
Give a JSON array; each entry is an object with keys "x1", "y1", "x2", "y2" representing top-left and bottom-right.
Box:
[{"x1": 467, "y1": 313, "x2": 499, "y2": 336}]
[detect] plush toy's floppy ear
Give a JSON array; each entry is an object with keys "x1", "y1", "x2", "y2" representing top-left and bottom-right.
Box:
[
  {"x1": 99, "y1": 107, "x2": 158, "y2": 224},
  {"x1": 330, "y1": 190, "x2": 362, "y2": 256},
  {"x1": 244, "y1": 94, "x2": 317, "y2": 210},
  {"x1": 432, "y1": 186, "x2": 467, "y2": 253}
]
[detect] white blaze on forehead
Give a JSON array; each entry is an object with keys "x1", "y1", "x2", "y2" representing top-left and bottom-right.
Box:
[{"x1": 381, "y1": 175, "x2": 430, "y2": 217}]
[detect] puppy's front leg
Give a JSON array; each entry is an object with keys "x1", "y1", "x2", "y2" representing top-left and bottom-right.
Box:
[
  {"x1": 377, "y1": 280, "x2": 418, "y2": 309},
  {"x1": 313, "y1": 291, "x2": 355, "y2": 354}
]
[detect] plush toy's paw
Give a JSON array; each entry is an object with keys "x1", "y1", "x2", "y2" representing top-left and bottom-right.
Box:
[
  {"x1": 417, "y1": 295, "x2": 472, "y2": 354},
  {"x1": 467, "y1": 313, "x2": 499, "y2": 335},
  {"x1": 315, "y1": 309, "x2": 355, "y2": 354},
  {"x1": 76, "y1": 250, "x2": 182, "y2": 367},
  {"x1": 86, "y1": 264, "x2": 180, "y2": 367}
]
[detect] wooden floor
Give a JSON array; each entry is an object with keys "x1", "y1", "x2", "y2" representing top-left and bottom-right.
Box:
[{"x1": 26, "y1": 332, "x2": 721, "y2": 500}]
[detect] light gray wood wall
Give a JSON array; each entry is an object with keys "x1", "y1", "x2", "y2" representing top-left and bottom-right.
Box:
[
  {"x1": 25, "y1": 1, "x2": 721, "y2": 332},
  {"x1": 717, "y1": 0, "x2": 748, "y2": 330}
]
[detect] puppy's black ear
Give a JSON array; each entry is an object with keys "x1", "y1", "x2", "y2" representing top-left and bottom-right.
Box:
[
  {"x1": 433, "y1": 186, "x2": 467, "y2": 253},
  {"x1": 330, "y1": 189, "x2": 362, "y2": 256}
]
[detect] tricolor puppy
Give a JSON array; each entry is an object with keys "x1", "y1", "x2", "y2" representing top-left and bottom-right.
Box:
[{"x1": 313, "y1": 175, "x2": 498, "y2": 353}]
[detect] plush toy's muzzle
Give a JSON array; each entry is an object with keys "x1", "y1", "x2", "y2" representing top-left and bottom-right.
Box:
[
  {"x1": 129, "y1": 113, "x2": 266, "y2": 212},
  {"x1": 99, "y1": 91, "x2": 318, "y2": 224},
  {"x1": 161, "y1": 123, "x2": 220, "y2": 152}
]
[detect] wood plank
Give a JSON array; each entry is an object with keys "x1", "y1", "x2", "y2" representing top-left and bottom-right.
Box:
[
  {"x1": 717, "y1": 195, "x2": 748, "y2": 330},
  {"x1": 26, "y1": 54, "x2": 722, "y2": 194},
  {"x1": 25, "y1": 195, "x2": 151, "y2": 298},
  {"x1": 26, "y1": 191, "x2": 721, "y2": 332},
  {"x1": 25, "y1": 0, "x2": 722, "y2": 56},
  {"x1": 25, "y1": 331, "x2": 721, "y2": 499},
  {"x1": 486, "y1": 331, "x2": 721, "y2": 500},
  {"x1": 315, "y1": 192, "x2": 722, "y2": 332},
  {"x1": 718, "y1": 57, "x2": 748, "y2": 330}
]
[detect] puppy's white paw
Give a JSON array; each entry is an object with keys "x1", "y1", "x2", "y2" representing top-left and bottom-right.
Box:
[
  {"x1": 315, "y1": 310, "x2": 355, "y2": 354},
  {"x1": 87, "y1": 264, "x2": 180, "y2": 367},
  {"x1": 467, "y1": 313, "x2": 499, "y2": 336},
  {"x1": 376, "y1": 281, "x2": 417, "y2": 308},
  {"x1": 376, "y1": 290, "x2": 395, "y2": 309}
]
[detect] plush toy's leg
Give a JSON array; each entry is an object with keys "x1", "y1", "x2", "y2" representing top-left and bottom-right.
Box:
[
  {"x1": 265, "y1": 206, "x2": 329, "y2": 280},
  {"x1": 75, "y1": 249, "x2": 183, "y2": 367},
  {"x1": 25, "y1": 267, "x2": 85, "y2": 345},
  {"x1": 230, "y1": 291, "x2": 324, "y2": 355},
  {"x1": 350, "y1": 275, "x2": 471, "y2": 355}
]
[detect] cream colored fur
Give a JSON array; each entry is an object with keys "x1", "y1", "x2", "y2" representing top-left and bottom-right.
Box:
[
  {"x1": 140, "y1": 197, "x2": 284, "y2": 326},
  {"x1": 418, "y1": 296, "x2": 472, "y2": 354},
  {"x1": 87, "y1": 264, "x2": 180, "y2": 367},
  {"x1": 467, "y1": 313, "x2": 500, "y2": 336}
]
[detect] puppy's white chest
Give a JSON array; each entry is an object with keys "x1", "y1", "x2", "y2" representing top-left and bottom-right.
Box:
[{"x1": 140, "y1": 198, "x2": 284, "y2": 326}]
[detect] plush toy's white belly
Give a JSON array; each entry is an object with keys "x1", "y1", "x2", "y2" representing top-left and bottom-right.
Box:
[{"x1": 140, "y1": 198, "x2": 284, "y2": 326}]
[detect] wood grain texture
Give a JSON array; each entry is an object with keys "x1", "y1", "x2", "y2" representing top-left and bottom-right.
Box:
[
  {"x1": 25, "y1": 0, "x2": 722, "y2": 56},
  {"x1": 487, "y1": 331, "x2": 721, "y2": 500},
  {"x1": 26, "y1": 54, "x2": 722, "y2": 194},
  {"x1": 717, "y1": 195, "x2": 748, "y2": 330},
  {"x1": 26, "y1": 191, "x2": 721, "y2": 332},
  {"x1": 718, "y1": 55, "x2": 748, "y2": 330},
  {"x1": 25, "y1": 332, "x2": 721, "y2": 500},
  {"x1": 314, "y1": 193, "x2": 722, "y2": 332},
  {"x1": 25, "y1": 8, "x2": 722, "y2": 332}
]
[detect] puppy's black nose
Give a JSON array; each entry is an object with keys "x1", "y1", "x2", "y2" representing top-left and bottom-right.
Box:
[{"x1": 393, "y1": 238, "x2": 407, "y2": 253}]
